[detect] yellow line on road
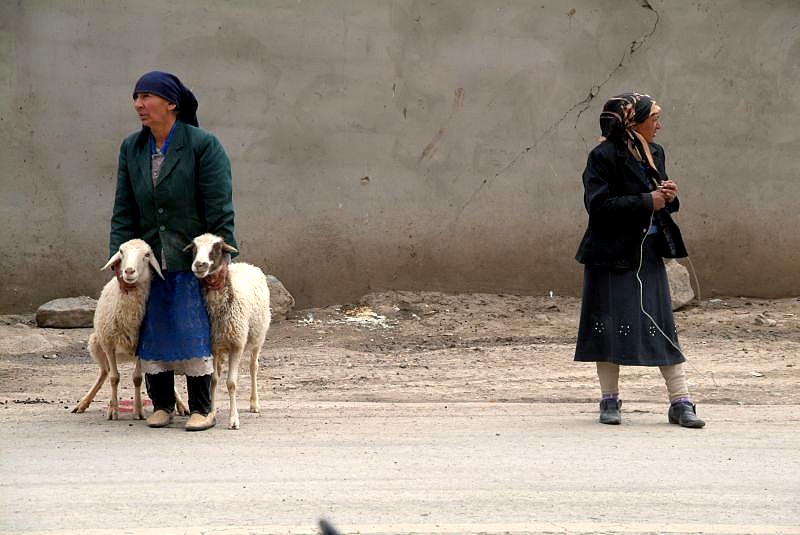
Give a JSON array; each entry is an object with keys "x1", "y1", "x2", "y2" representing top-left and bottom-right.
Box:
[{"x1": 11, "y1": 521, "x2": 800, "y2": 535}]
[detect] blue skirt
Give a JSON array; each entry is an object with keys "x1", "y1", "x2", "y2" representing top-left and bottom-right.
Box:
[{"x1": 137, "y1": 271, "x2": 212, "y2": 362}]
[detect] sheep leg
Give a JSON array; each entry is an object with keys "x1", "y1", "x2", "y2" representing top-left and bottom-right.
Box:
[
  {"x1": 106, "y1": 344, "x2": 121, "y2": 420},
  {"x1": 72, "y1": 335, "x2": 109, "y2": 413},
  {"x1": 174, "y1": 388, "x2": 189, "y2": 416},
  {"x1": 209, "y1": 353, "x2": 224, "y2": 417},
  {"x1": 249, "y1": 347, "x2": 260, "y2": 414},
  {"x1": 226, "y1": 347, "x2": 243, "y2": 429},
  {"x1": 132, "y1": 358, "x2": 145, "y2": 420}
]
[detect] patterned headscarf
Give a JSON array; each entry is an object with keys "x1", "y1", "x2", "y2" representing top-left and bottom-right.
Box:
[
  {"x1": 598, "y1": 92, "x2": 662, "y2": 183},
  {"x1": 133, "y1": 71, "x2": 199, "y2": 127}
]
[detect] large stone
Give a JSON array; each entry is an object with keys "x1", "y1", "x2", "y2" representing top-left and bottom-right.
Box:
[
  {"x1": 665, "y1": 259, "x2": 695, "y2": 311},
  {"x1": 267, "y1": 275, "x2": 295, "y2": 321},
  {"x1": 35, "y1": 296, "x2": 97, "y2": 328}
]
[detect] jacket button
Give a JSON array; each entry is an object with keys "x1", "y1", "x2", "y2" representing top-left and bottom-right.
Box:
[
  {"x1": 159, "y1": 225, "x2": 166, "y2": 231},
  {"x1": 157, "y1": 208, "x2": 164, "y2": 214}
]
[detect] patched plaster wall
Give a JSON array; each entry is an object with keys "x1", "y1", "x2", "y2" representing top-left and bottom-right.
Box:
[{"x1": 1, "y1": 1, "x2": 798, "y2": 312}]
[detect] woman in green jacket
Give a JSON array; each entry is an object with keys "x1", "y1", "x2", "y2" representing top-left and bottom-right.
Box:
[{"x1": 110, "y1": 71, "x2": 237, "y2": 431}]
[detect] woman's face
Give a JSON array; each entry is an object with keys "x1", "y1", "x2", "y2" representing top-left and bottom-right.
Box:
[
  {"x1": 133, "y1": 92, "x2": 176, "y2": 130},
  {"x1": 632, "y1": 112, "x2": 661, "y2": 144}
]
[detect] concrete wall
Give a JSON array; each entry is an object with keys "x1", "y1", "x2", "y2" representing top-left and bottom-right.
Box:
[{"x1": 1, "y1": 0, "x2": 798, "y2": 313}]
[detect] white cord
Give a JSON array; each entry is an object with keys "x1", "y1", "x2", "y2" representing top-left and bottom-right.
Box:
[
  {"x1": 684, "y1": 255, "x2": 702, "y2": 304},
  {"x1": 635, "y1": 211, "x2": 685, "y2": 357},
  {"x1": 636, "y1": 211, "x2": 719, "y2": 386}
]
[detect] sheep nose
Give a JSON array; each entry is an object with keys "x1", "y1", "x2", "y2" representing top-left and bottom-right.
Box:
[
  {"x1": 124, "y1": 267, "x2": 135, "y2": 275},
  {"x1": 194, "y1": 261, "x2": 209, "y2": 271}
]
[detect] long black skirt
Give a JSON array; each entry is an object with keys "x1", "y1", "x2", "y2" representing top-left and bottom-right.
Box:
[{"x1": 574, "y1": 237, "x2": 685, "y2": 366}]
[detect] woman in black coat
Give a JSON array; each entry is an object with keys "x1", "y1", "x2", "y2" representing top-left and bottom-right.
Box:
[{"x1": 574, "y1": 93, "x2": 705, "y2": 428}]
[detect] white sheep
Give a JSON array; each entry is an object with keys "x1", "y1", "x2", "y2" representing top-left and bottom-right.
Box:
[
  {"x1": 72, "y1": 239, "x2": 188, "y2": 420},
  {"x1": 185, "y1": 233, "x2": 271, "y2": 430}
]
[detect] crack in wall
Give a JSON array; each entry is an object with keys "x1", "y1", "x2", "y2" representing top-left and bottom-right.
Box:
[
  {"x1": 575, "y1": 0, "x2": 661, "y2": 125},
  {"x1": 449, "y1": 1, "x2": 661, "y2": 227}
]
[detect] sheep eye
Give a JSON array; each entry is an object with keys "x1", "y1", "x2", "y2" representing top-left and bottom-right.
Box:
[{"x1": 145, "y1": 253, "x2": 151, "y2": 258}]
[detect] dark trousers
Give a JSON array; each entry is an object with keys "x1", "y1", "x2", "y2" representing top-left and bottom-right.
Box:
[{"x1": 146, "y1": 371, "x2": 212, "y2": 415}]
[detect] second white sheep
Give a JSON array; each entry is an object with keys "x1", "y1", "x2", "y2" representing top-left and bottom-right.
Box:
[{"x1": 185, "y1": 233, "x2": 271, "y2": 429}]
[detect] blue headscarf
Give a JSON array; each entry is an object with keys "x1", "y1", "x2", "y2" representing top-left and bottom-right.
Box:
[{"x1": 133, "y1": 71, "x2": 199, "y2": 127}]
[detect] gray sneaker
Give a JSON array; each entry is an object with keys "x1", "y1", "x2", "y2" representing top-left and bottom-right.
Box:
[
  {"x1": 599, "y1": 399, "x2": 621, "y2": 425},
  {"x1": 668, "y1": 402, "x2": 706, "y2": 428}
]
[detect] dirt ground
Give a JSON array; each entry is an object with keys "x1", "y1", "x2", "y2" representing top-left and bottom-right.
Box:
[{"x1": 1, "y1": 291, "x2": 798, "y2": 411}]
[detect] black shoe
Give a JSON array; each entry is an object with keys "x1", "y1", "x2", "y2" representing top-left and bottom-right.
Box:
[
  {"x1": 599, "y1": 399, "x2": 621, "y2": 425},
  {"x1": 668, "y1": 402, "x2": 706, "y2": 428}
]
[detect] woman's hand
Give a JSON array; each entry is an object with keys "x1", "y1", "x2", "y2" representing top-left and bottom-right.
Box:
[
  {"x1": 651, "y1": 190, "x2": 667, "y2": 211},
  {"x1": 660, "y1": 180, "x2": 678, "y2": 203}
]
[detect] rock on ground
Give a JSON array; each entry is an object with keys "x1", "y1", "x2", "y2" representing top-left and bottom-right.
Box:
[
  {"x1": 35, "y1": 296, "x2": 97, "y2": 328},
  {"x1": 267, "y1": 275, "x2": 295, "y2": 321},
  {"x1": 665, "y1": 259, "x2": 695, "y2": 311}
]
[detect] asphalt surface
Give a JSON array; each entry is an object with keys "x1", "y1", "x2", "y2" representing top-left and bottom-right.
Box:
[{"x1": 1, "y1": 402, "x2": 799, "y2": 535}]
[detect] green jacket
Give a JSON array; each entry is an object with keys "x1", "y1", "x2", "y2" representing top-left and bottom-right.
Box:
[{"x1": 110, "y1": 120, "x2": 237, "y2": 272}]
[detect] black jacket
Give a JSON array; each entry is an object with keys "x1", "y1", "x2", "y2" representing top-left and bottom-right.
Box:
[{"x1": 575, "y1": 139, "x2": 688, "y2": 269}]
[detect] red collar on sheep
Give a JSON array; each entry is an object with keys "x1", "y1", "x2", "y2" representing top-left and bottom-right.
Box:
[
  {"x1": 203, "y1": 263, "x2": 228, "y2": 291},
  {"x1": 115, "y1": 274, "x2": 141, "y2": 294}
]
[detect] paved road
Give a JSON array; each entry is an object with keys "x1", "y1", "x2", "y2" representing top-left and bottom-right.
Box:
[{"x1": 1, "y1": 402, "x2": 799, "y2": 535}]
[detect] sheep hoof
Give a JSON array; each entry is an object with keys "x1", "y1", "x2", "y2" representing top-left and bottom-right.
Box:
[
  {"x1": 228, "y1": 418, "x2": 239, "y2": 430},
  {"x1": 71, "y1": 405, "x2": 85, "y2": 414},
  {"x1": 249, "y1": 406, "x2": 260, "y2": 414}
]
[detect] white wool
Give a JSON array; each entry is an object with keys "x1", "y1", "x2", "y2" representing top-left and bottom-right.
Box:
[
  {"x1": 73, "y1": 239, "x2": 186, "y2": 420},
  {"x1": 91, "y1": 275, "x2": 149, "y2": 362},
  {"x1": 189, "y1": 234, "x2": 271, "y2": 430}
]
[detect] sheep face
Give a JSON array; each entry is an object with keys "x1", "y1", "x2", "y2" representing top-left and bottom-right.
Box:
[
  {"x1": 185, "y1": 233, "x2": 238, "y2": 279},
  {"x1": 101, "y1": 239, "x2": 163, "y2": 285}
]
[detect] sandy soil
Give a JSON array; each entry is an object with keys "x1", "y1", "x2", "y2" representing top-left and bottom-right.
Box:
[{"x1": 1, "y1": 291, "x2": 798, "y2": 411}]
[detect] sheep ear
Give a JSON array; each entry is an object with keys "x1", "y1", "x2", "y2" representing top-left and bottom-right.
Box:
[
  {"x1": 182, "y1": 242, "x2": 195, "y2": 252},
  {"x1": 222, "y1": 243, "x2": 239, "y2": 254},
  {"x1": 149, "y1": 255, "x2": 165, "y2": 279},
  {"x1": 101, "y1": 251, "x2": 122, "y2": 271}
]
